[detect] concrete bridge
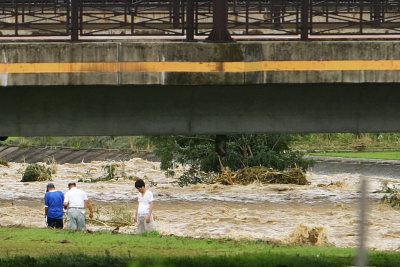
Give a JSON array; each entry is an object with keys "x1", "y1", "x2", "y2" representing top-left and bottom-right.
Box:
[{"x1": 1, "y1": 41, "x2": 400, "y2": 135}]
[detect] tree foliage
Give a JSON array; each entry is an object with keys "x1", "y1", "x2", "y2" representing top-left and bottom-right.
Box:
[
  {"x1": 150, "y1": 134, "x2": 313, "y2": 175},
  {"x1": 21, "y1": 163, "x2": 52, "y2": 182}
]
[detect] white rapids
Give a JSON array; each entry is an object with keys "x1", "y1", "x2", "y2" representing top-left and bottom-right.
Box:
[{"x1": 0, "y1": 158, "x2": 399, "y2": 251}]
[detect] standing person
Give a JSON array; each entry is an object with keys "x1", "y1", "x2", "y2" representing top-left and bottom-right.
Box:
[
  {"x1": 63, "y1": 182, "x2": 93, "y2": 230},
  {"x1": 44, "y1": 183, "x2": 64, "y2": 229},
  {"x1": 134, "y1": 179, "x2": 155, "y2": 234}
]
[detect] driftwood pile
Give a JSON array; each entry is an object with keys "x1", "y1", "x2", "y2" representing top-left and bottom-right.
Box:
[{"x1": 216, "y1": 166, "x2": 309, "y2": 185}]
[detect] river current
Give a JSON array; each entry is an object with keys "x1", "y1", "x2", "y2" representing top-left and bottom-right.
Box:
[{"x1": 0, "y1": 158, "x2": 399, "y2": 251}]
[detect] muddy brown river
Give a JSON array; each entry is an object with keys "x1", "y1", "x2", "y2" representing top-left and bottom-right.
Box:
[{"x1": 0, "y1": 158, "x2": 399, "y2": 251}]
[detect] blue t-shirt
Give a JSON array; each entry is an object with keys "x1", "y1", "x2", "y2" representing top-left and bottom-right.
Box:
[{"x1": 45, "y1": 190, "x2": 64, "y2": 219}]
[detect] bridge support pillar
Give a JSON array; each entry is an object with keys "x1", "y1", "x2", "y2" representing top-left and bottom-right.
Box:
[{"x1": 206, "y1": 0, "x2": 233, "y2": 42}]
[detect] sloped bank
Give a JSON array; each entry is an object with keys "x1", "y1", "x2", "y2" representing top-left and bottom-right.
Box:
[
  {"x1": 0, "y1": 145, "x2": 158, "y2": 164},
  {"x1": 2, "y1": 146, "x2": 400, "y2": 179},
  {"x1": 307, "y1": 155, "x2": 400, "y2": 179}
]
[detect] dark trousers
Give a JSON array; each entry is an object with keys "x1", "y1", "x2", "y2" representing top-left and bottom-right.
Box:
[{"x1": 47, "y1": 217, "x2": 63, "y2": 229}]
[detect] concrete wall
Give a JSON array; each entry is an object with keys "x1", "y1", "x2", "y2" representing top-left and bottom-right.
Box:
[
  {"x1": 1, "y1": 41, "x2": 400, "y2": 135},
  {"x1": 1, "y1": 41, "x2": 400, "y2": 86},
  {"x1": 1, "y1": 83, "x2": 400, "y2": 135}
]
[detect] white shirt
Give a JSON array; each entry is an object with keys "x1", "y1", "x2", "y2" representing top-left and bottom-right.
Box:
[
  {"x1": 137, "y1": 190, "x2": 154, "y2": 215},
  {"x1": 64, "y1": 187, "x2": 88, "y2": 208}
]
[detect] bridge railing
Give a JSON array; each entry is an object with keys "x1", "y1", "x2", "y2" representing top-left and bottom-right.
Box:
[
  {"x1": 0, "y1": 0, "x2": 399, "y2": 41},
  {"x1": 77, "y1": 0, "x2": 186, "y2": 37},
  {"x1": 0, "y1": 0, "x2": 71, "y2": 37},
  {"x1": 310, "y1": 0, "x2": 400, "y2": 36},
  {"x1": 194, "y1": 0, "x2": 302, "y2": 37}
]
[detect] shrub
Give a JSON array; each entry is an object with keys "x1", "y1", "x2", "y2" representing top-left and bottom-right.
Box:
[
  {"x1": 21, "y1": 164, "x2": 52, "y2": 182},
  {"x1": 0, "y1": 159, "x2": 9, "y2": 167},
  {"x1": 103, "y1": 163, "x2": 117, "y2": 179},
  {"x1": 45, "y1": 157, "x2": 58, "y2": 174},
  {"x1": 79, "y1": 163, "x2": 118, "y2": 183},
  {"x1": 150, "y1": 134, "x2": 314, "y2": 175},
  {"x1": 380, "y1": 182, "x2": 400, "y2": 208},
  {"x1": 177, "y1": 167, "x2": 216, "y2": 186}
]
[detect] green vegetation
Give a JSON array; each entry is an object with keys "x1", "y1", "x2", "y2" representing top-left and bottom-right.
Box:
[
  {"x1": 0, "y1": 159, "x2": 9, "y2": 167},
  {"x1": 79, "y1": 163, "x2": 119, "y2": 183},
  {"x1": 311, "y1": 151, "x2": 400, "y2": 160},
  {"x1": 3, "y1": 133, "x2": 400, "y2": 154},
  {"x1": 150, "y1": 134, "x2": 313, "y2": 173},
  {"x1": 291, "y1": 133, "x2": 400, "y2": 152},
  {"x1": 0, "y1": 136, "x2": 151, "y2": 152},
  {"x1": 0, "y1": 227, "x2": 400, "y2": 267},
  {"x1": 150, "y1": 135, "x2": 313, "y2": 186},
  {"x1": 380, "y1": 182, "x2": 400, "y2": 208},
  {"x1": 21, "y1": 164, "x2": 52, "y2": 182},
  {"x1": 103, "y1": 163, "x2": 117, "y2": 179}
]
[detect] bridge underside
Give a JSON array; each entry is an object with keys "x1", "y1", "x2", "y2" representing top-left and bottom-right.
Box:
[{"x1": 1, "y1": 83, "x2": 399, "y2": 136}]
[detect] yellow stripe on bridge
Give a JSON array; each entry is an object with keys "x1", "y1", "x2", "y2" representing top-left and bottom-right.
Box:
[{"x1": 1, "y1": 60, "x2": 400, "y2": 73}]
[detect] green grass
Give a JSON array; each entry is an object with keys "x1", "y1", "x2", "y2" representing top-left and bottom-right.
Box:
[
  {"x1": 0, "y1": 227, "x2": 399, "y2": 267},
  {"x1": 311, "y1": 151, "x2": 400, "y2": 160},
  {"x1": 0, "y1": 136, "x2": 152, "y2": 152},
  {"x1": 291, "y1": 133, "x2": 400, "y2": 151},
  {"x1": 4, "y1": 133, "x2": 400, "y2": 153}
]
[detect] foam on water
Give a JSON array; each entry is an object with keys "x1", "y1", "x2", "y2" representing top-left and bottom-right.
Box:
[{"x1": 1, "y1": 158, "x2": 400, "y2": 251}]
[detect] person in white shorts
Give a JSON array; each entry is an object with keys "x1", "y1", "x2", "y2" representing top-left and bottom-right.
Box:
[
  {"x1": 64, "y1": 182, "x2": 94, "y2": 230},
  {"x1": 134, "y1": 179, "x2": 155, "y2": 234}
]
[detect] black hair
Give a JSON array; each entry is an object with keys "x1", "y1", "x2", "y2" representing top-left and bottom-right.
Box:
[{"x1": 135, "y1": 179, "x2": 145, "y2": 188}]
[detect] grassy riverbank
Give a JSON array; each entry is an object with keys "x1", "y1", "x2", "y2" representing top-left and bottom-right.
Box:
[
  {"x1": 0, "y1": 227, "x2": 399, "y2": 267},
  {"x1": 3, "y1": 133, "x2": 400, "y2": 153},
  {"x1": 0, "y1": 137, "x2": 151, "y2": 152},
  {"x1": 291, "y1": 133, "x2": 400, "y2": 152}
]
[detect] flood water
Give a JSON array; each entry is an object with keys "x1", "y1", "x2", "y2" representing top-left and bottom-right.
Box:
[{"x1": 0, "y1": 158, "x2": 400, "y2": 251}]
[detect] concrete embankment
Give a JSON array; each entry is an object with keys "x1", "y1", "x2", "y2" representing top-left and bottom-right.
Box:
[
  {"x1": 1, "y1": 146, "x2": 400, "y2": 178},
  {"x1": 308, "y1": 155, "x2": 400, "y2": 178},
  {"x1": 0, "y1": 146, "x2": 157, "y2": 164}
]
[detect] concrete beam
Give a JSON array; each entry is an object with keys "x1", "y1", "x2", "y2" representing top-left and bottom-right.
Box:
[
  {"x1": 1, "y1": 83, "x2": 399, "y2": 135},
  {"x1": 1, "y1": 41, "x2": 400, "y2": 86}
]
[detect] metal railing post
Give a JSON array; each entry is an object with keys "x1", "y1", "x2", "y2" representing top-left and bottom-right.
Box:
[
  {"x1": 205, "y1": 0, "x2": 233, "y2": 42},
  {"x1": 301, "y1": 0, "x2": 309, "y2": 40},
  {"x1": 14, "y1": 0, "x2": 18, "y2": 36},
  {"x1": 372, "y1": 0, "x2": 382, "y2": 27},
  {"x1": 272, "y1": 0, "x2": 281, "y2": 28},
  {"x1": 186, "y1": 0, "x2": 195, "y2": 41},
  {"x1": 71, "y1": 0, "x2": 79, "y2": 42},
  {"x1": 173, "y1": 0, "x2": 180, "y2": 28}
]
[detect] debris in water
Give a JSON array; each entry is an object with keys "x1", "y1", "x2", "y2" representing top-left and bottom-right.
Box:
[
  {"x1": 287, "y1": 224, "x2": 331, "y2": 246},
  {"x1": 217, "y1": 166, "x2": 309, "y2": 185},
  {"x1": 288, "y1": 224, "x2": 332, "y2": 246},
  {"x1": 0, "y1": 159, "x2": 9, "y2": 167},
  {"x1": 21, "y1": 163, "x2": 52, "y2": 182}
]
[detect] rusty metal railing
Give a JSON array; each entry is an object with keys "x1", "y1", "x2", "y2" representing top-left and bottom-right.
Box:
[
  {"x1": 0, "y1": 0, "x2": 399, "y2": 41},
  {"x1": 0, "y1": 0, "x2": 70, "y2": 37},
  {"x1": 77, "y1": 0, "x2": 185, "y2": 38},
  {"x1": 310, "y1": 0, "x2": 400, "y2": 36}
]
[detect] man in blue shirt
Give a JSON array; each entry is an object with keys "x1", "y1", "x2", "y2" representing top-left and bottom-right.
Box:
[{"x1": 44, "y1": 183, "x2": 64, "y2": 229}]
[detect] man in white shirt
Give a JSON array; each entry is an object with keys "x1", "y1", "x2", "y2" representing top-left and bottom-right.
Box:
[
  {"x1": 134, "y1": 179, "x2": 155, "y2": 234},
  {"x1": 64, "y1": 182, "x2": 93, "y2": 230}
]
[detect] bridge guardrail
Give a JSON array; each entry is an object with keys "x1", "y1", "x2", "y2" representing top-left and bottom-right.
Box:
[{"x1": 0, "y1": 0, "x2": 399, "y2": 41}]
